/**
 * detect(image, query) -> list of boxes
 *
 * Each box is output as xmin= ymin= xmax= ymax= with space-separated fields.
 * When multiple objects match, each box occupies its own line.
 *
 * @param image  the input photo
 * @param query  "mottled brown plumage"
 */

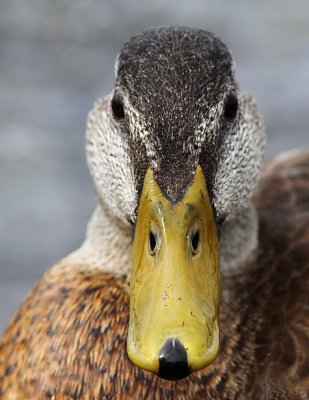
xmin=1 ymin=150 xmax=308 ymax=399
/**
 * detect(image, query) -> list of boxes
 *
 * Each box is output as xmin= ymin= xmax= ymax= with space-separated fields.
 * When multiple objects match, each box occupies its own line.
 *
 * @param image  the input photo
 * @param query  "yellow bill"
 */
xmin=127 ymin=165 xmax=220 ymax=380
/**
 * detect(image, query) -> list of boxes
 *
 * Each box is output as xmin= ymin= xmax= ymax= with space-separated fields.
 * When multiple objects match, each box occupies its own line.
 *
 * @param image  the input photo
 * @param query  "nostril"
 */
xmin=191 ymin=231 xmax=200 ymax=254
xmin=158 ymin=338 xmax=190 ymax=380
xmin=149 ymin=231 xmax=156 ymax=252
xmin=187 ymin=226 xmax=201 ymax=256
xmin=148 ymin=226 xmax=161 ymax=256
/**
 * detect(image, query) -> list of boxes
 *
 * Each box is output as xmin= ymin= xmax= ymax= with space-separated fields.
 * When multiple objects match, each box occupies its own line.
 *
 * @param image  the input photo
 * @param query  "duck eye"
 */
xmin=224 ymin=93 xmax=238 ymax=121
xmin=111 ymin=93 xmax=125 ymax=119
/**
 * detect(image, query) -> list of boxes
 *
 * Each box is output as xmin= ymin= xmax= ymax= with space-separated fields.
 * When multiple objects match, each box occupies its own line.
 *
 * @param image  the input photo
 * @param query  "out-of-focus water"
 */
xmin=0 ymin=0 xmax=308 ymax=333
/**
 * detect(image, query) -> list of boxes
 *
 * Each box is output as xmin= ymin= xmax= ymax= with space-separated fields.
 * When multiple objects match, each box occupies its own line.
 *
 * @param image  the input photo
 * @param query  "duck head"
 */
xmin=86 ymin=27 xmax=266 ymax=380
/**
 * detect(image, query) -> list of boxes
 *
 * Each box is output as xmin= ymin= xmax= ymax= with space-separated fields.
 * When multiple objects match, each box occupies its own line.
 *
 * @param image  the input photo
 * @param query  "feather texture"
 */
xmin=0 ymin=150 xmax=308 ymax=399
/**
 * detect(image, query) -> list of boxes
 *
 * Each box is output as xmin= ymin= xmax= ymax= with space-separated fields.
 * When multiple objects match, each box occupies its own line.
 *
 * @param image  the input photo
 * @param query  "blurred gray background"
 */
xmin=0 ymin=0 xmax=308 ymax=334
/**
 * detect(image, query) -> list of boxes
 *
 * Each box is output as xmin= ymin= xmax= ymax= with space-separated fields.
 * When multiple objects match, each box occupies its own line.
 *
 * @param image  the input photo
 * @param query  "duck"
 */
xmin=0 ymin=26 xmax=308 ymax=399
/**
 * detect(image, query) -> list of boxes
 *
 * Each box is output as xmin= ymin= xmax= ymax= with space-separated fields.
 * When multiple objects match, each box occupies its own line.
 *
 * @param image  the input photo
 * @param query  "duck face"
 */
xmin=86 ymin=27 xmax=265 ymax=380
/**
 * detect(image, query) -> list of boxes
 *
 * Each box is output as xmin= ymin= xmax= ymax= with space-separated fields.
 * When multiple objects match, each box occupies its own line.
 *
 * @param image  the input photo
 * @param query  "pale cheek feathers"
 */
xmin=213 ymin=93 xmax=266 ymax=217
xmin=86 ymin=96 xmax=137 ymax=224
xmin=86 ymin=92 xmax=265 ymax=224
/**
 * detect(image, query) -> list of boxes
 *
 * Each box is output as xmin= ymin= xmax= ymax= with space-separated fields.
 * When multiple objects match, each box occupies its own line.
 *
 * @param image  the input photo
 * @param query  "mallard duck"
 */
xmin=0 ymin=26 xmax=308 ymax=399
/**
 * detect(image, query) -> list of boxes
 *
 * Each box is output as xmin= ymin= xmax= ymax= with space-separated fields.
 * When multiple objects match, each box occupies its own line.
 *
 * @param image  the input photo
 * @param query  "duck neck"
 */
xmin=78 ymin=205 xmax=132 ymax=276
xmin=219 ymin=200 xmax=258 ymax=276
